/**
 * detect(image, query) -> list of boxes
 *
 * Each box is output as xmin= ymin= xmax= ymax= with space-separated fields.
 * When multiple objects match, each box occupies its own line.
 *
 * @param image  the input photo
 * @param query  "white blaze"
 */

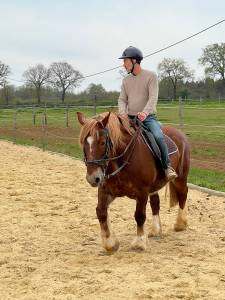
xmin=87 ymin=136 xmax=94 ymax=155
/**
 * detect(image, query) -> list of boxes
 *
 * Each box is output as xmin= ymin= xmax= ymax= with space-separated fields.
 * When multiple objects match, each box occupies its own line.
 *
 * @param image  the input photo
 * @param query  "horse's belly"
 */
xmin=112 ymin=181 xmax=151 ymax=199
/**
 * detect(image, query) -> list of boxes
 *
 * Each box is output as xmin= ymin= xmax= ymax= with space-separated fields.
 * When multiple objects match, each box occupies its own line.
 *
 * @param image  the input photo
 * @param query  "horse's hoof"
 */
xmin=103 ymin=237 xmax=119 ymax=252
xmin=131 ymin=235 xmax=147 ymax=251
xmin=174 ymin=222 xmax=187 ymax=232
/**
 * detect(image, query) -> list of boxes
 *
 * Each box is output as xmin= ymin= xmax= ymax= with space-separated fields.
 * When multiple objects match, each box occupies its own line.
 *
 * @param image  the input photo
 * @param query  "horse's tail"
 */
xmin=165 ymin=135 xmax=190 ymax=208
xmin=164 ymin=182 xmax=179 ymax=208
xmin=169 ymin=182 xmax=179 ymax=208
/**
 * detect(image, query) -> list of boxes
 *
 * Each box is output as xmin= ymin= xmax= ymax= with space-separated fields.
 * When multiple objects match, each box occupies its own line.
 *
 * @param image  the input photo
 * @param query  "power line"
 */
xmin=7 ymin=19 xmax=225 ymax=84
xmin=144 ymin=19 xmax=225 ymax=58
xmin=82 ymin=19 xmax=225 ymax=78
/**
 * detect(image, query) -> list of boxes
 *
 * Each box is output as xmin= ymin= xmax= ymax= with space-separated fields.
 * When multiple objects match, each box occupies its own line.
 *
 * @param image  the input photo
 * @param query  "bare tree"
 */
xmin=0 ymin=61 xmax=11 ymax=86
xmin=158 ymin=58 xmax=194 ymax=100
xmin=49 ymin=62 xmax=83 ymax=103
xmin=23 ymin=64 xmax=50 ymax=105
xmin=199 ymin=43 xmax=225 ymax=86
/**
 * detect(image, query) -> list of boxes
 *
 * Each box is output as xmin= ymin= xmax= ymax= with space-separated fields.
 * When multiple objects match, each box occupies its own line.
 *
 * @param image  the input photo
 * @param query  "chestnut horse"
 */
xmin=77 ymin=111 xmax=190 ymax=252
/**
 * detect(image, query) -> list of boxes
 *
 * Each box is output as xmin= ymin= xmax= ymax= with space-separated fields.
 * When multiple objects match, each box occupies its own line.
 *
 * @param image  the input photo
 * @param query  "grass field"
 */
xmin=0 ymin=102 xmax=225 ymax=191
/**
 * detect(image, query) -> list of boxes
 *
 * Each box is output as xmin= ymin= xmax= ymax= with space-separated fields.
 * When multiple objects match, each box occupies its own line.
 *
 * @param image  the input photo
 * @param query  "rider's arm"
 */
xmin=118 ymin=81 xmax=128 ymax=114
xmin=142 ymin=72 xmax=159 ymax=116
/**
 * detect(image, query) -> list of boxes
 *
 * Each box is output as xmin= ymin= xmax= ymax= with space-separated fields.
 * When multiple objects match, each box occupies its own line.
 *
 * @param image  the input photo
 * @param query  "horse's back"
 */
xmin=162 ymin=126 xmax=189 ymax=149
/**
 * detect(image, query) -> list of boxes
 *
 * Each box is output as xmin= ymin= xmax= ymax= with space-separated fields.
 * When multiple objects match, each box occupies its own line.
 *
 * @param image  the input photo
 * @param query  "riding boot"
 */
xmin=165 ymin=166 xmax=178 ymax=181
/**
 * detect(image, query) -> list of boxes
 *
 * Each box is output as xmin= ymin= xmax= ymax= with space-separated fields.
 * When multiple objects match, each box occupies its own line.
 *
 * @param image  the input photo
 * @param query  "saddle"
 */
xmin=141 ymin=125 xmax=178 ymax=166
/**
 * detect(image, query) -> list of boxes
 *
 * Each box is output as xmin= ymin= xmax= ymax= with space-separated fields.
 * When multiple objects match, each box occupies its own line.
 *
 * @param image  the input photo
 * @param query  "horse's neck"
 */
xmin=118 ymin=130 xmax=134 ymax=153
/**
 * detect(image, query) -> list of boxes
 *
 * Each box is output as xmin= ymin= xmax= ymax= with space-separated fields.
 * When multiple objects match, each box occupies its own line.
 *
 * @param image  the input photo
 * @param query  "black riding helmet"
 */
xmin=119 ymin=46 xmax=143 ymax=63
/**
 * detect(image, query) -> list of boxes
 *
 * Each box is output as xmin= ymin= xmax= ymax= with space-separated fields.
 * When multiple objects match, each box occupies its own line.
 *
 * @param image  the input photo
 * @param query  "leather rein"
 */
xmin=83 ymin=125 xmax=141 ymax=180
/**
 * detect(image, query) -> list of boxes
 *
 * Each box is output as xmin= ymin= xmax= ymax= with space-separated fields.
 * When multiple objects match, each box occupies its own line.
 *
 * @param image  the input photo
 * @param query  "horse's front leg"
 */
xmin=149 ymin=192 xmax=162 ymax=238
xmin=131 ymin=195 xmax=148 ymax=251
xmin=96 ymin=188 xmax=119 ymax=252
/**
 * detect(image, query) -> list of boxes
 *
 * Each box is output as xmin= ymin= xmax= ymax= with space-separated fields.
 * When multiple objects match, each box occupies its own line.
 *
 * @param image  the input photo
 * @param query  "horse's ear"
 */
xmin=100 ymin=112 xmax=111 ymax=128
xmin=76 ymin=112 xmax=86 ymax=126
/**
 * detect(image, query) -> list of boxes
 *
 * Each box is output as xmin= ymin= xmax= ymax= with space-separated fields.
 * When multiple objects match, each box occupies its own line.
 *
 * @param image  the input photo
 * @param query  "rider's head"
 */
xmin=119 ymin=46 xmax=143 ymax=74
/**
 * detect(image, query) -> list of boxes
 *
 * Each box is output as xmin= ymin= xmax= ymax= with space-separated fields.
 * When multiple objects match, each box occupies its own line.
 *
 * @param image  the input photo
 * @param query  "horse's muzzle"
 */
xmin=86 ymin=167 xmax=104 ymax=187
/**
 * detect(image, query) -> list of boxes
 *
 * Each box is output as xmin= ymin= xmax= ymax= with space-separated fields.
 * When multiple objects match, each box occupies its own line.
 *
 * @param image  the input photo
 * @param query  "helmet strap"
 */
xmin=127 ymin=59 xmax=137 ymax=75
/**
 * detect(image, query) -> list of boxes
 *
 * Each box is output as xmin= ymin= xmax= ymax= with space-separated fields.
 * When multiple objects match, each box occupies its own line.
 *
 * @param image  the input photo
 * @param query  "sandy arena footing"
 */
xmin=0 ymin=141 xmax=225 ymax=300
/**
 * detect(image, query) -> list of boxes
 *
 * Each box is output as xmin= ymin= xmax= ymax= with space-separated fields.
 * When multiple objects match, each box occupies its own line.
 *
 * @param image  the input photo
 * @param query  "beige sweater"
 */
xmin=118 ymin=69 xmax=159 ymax=116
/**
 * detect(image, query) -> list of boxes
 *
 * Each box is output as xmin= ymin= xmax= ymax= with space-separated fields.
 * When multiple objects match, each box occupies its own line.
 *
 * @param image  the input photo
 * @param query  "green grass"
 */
xmin=192 ymin=147 xmax=224 ymax=158
xmin=188 ymin=167 xmax=225 ymax=192
xmin=1 ymin=103 xmax=225 ymax=192
xmin=0 ymin=135 xmax=83 ymax=159
xmin=0 ymin=106 xmax=118 ymax=128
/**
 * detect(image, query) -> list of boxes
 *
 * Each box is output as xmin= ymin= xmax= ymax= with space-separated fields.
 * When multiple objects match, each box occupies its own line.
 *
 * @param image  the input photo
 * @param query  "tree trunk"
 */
xmin=61 ymin=88 xmax=66 ymax=103
xmin=169 ymin=77 xmax=177 ymax=100
xmin=173 ymin=85 xmax=177 ymax=100
xmin=3 ymin=85 xmax=9 ymax=106
xmin=36 ymin=86 xmax=41 ymax=105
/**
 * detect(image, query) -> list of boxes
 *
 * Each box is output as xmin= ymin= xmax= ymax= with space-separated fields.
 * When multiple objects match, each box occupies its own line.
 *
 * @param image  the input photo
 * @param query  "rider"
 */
xmin=118 ymin=46 xmax=177 ymax=181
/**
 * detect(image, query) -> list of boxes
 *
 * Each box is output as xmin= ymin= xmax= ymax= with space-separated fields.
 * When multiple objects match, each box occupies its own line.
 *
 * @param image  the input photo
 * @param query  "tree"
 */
xmin=23 ymin=64 xmax=50 ymax=104
xmin=86 ymin=83 xmax=106 ymax=112
xmin=158 ymin=58 xmax=194 ymax=100
xmin=0 ymin=61 xmax=11 ymax=86
xmin=49 ymin=62 xmax=83 ymax=103
xmin=199 ymin=43 xmax=225 ymax=86
xmin=1 ymin=84 xmax=15 ymax=106
xmin=86 ymin=83 xmax=106 ymax=98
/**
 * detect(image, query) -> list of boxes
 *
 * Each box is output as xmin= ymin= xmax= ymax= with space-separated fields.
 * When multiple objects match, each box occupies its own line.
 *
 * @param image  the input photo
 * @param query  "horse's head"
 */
xmin=77 ymin=112 xmax=112 ymax=187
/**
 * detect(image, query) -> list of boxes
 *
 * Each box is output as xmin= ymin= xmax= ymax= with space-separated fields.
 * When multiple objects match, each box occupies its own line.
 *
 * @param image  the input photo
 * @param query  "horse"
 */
xmin=77 ymin=111 xmax=190 ymax=252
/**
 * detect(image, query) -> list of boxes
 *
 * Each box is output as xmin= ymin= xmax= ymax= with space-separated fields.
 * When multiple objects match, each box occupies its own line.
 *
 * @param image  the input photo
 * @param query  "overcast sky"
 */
xmin=0 ymin=0 xmax=224 ymax=92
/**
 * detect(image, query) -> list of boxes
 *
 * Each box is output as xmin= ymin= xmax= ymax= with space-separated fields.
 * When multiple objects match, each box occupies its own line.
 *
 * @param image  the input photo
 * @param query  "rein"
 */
xmin=84 ymin=125 xmax=141 ymax=180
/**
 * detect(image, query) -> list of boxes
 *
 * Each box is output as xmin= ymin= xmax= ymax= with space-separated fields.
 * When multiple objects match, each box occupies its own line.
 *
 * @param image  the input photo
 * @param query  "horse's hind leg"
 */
xmin=131 ymin=194 xmax=148 ymax=250
xmin=149 ymin=192 xmax=162 ymax=238
xmin=170 ymin=180 xmax=188 ymax=231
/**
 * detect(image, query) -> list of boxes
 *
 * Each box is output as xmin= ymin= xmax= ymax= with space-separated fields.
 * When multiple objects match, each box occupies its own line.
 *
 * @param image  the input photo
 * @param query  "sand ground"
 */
xmin=0 ymin=141 xmax=225 ymax=300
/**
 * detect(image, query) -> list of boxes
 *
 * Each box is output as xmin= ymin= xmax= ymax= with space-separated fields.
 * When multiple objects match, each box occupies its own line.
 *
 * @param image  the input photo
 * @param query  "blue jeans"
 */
xmin=143 ymin=114 xmax=170 ymax=169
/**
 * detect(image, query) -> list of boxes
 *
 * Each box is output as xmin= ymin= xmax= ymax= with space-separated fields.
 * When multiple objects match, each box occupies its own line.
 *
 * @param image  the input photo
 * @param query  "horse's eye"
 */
xmin=99 ymin=141 xmax=106 ymax=146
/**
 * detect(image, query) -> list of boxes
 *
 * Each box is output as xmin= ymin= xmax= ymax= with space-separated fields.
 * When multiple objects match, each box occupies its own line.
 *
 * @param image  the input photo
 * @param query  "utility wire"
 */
xmin=78 ymin=19 xmax=225 ymax=79
xmin=144 ymin=19 xmax=225 ymax=58
xmin=7 ymin=19 xmax=225 ymax=84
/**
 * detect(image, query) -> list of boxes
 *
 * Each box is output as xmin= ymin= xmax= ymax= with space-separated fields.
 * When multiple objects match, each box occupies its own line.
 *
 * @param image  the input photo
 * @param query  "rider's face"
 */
xmin=123 ymin=58 xmax=135 ymax=72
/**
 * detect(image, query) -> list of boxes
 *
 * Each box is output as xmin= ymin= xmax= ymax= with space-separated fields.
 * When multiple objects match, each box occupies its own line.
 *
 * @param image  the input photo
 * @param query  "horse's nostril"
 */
xmin=95 ymin=177 xmax=100 ymax=183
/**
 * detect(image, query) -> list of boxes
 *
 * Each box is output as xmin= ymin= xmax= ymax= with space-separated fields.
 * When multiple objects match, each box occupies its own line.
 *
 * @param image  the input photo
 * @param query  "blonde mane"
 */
xmin=79 ymin=112 xmax=135 ymax=154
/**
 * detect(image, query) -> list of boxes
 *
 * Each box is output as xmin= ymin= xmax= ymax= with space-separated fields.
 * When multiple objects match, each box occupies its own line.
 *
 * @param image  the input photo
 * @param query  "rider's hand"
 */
xmin=137 ymin=112 xmax=147 ymax=122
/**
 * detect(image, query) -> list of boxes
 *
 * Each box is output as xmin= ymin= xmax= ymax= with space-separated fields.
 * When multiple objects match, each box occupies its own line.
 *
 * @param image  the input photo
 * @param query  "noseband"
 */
xmin=83 ymin=126 xmax=141 ymax=180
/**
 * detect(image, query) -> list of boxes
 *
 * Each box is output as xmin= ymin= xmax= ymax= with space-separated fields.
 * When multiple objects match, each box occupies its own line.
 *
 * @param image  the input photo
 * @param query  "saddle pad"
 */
xmin=164 ymin=134 xmax=178 ymax=156
xmin=141 ymin=129 xmax=178 ymax=161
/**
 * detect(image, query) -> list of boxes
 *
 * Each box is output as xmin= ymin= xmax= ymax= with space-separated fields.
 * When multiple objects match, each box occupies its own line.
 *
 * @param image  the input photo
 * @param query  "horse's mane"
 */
xmin=79 ymin=112 xmax=135 ymax=154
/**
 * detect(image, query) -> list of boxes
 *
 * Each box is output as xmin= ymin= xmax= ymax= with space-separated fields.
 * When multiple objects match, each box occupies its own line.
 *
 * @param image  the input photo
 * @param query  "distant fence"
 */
xmin=0 ymin=97 xmax=225 ymax=109
xmin=0 ymin=104 xmax=225 ymax=172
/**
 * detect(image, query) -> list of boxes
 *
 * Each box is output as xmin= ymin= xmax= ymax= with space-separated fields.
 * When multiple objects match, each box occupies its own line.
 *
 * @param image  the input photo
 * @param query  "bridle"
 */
xmin=83 ymin=127 xmax=112 ymax=167
xmin=83 ymin=125 xmax=141 ymax=180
